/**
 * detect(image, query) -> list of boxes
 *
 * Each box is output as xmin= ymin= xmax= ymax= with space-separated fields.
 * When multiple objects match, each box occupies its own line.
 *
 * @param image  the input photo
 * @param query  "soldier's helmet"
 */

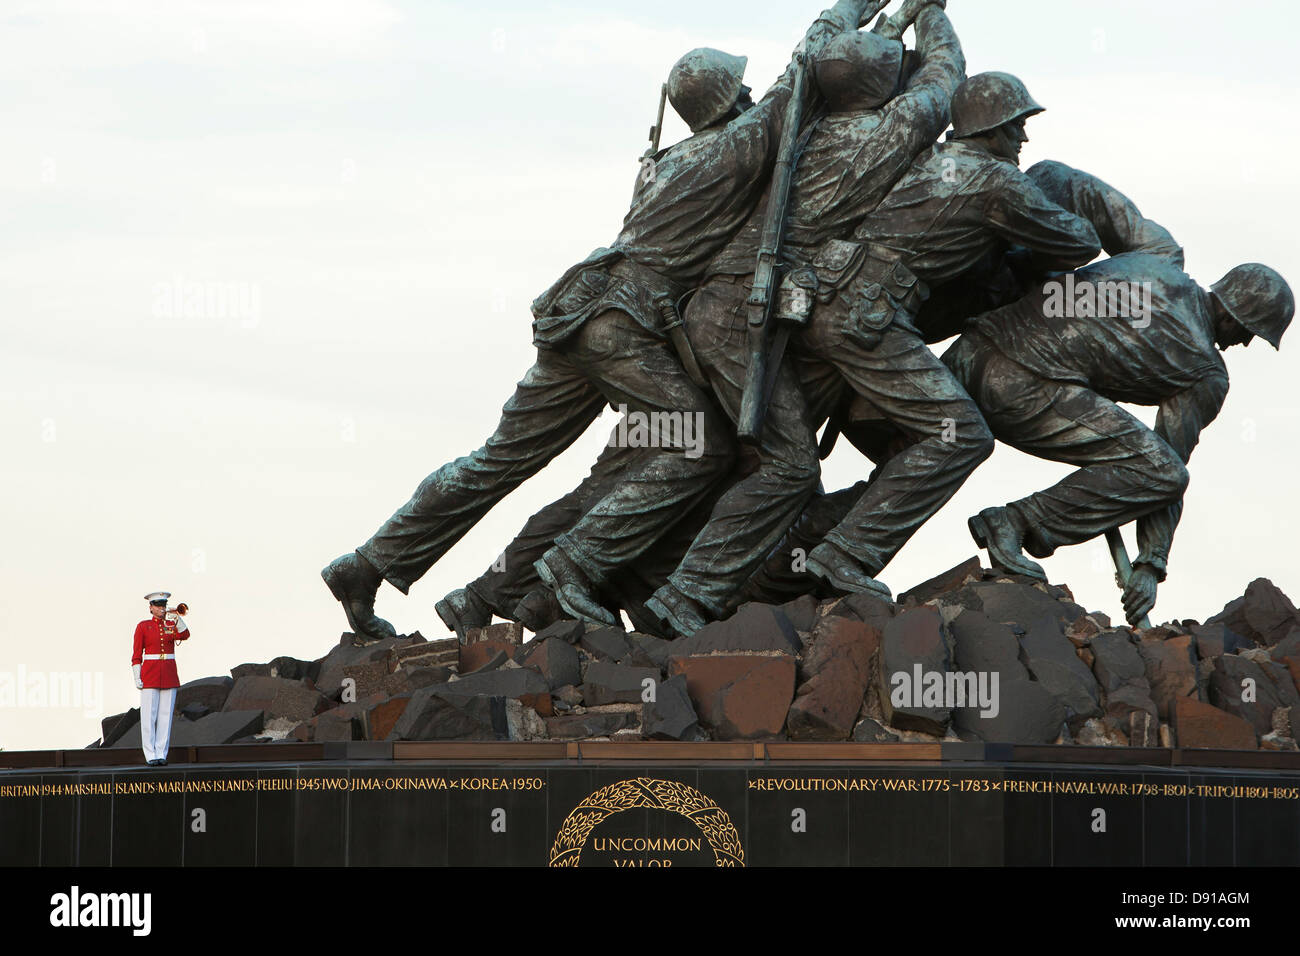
xmin=813 ymin=31 xmax=905 ymax=112
xmin=667 ymin=48 xmax=749 ymax=133
xmin=1211 ymin=264 xmax=1295 ymax=350
xmin=950 ymin=72 xmax=1045 ymax=139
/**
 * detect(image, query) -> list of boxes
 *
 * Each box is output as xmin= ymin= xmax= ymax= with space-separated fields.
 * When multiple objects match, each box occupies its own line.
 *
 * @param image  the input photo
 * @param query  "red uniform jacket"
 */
xmin=131 ymin=617 xmax=190 ymax=689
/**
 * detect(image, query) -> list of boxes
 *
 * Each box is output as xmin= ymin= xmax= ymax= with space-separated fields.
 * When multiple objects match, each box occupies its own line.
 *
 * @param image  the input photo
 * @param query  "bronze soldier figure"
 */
xmin=435 ymin=425 xmax=724 ymax=639
xmin=643 ymin=0 xmax=965 ymax=637
xmin=323 ymin=0 xmax=882 ymax=643
xmin=786 ymin=70 xmax=1102 ymax=600
xmin=944 ymin=213 xmax=1293 ymax=624
xmin=738 ymin=160 xmax=1187 ymax=607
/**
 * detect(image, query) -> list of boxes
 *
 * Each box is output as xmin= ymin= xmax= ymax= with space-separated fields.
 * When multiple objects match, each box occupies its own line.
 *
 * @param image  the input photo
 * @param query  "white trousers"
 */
xmin=140 ymin=687 xmax=177 ymax=762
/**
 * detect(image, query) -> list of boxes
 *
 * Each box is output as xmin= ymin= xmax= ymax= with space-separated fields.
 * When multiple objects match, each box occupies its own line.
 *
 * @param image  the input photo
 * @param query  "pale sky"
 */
xmin=2 ymin=0 xmax=1298 ymax=751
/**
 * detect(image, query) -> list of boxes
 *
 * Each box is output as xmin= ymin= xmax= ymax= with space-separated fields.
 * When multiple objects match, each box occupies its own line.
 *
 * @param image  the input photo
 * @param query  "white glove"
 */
xmin=175 ymin=616 xmax=188 ymax=634
xmin=133 ymin=664 xmax=143 ymax=690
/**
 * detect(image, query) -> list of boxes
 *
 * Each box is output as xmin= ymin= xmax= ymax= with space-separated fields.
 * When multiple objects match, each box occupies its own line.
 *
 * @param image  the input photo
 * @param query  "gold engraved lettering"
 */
xmin=550 ymin=777 xmax=743 ymax=868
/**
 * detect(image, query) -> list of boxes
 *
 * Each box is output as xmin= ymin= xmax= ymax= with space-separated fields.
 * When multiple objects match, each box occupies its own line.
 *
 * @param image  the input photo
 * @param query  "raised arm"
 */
xmin=1026 ymin=160 xmax=1184 ymax=266
xmin=725 ymin=1 xmax=891 ymax=186
xmin=986 ymin=170 xmax=1103 ymax=273
xmin=756 ymin=0 xmax=889 ymax=115
xmin=902 ymin=4 xmax=964 ymax=101
xmin=877 ymin=0 xmax=944 ymax=41
xmin=871 ymin=4 xmax=964 ymax=165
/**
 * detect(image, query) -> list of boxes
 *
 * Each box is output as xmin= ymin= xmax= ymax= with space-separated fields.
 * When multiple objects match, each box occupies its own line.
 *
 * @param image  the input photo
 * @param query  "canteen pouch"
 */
xmin=810 ymin=239 xmax=868 ymax=303
xmin=846 ymin=250 xmax=930 ymax=348
xmin=531 ymin=247 xmax=623 ymax=348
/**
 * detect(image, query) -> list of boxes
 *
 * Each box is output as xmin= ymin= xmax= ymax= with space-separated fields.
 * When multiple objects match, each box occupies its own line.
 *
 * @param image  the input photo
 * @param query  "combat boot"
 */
xmin=645 ymin=584 xmax=711 ymax=639
xmin=805 ymin=541 xmax=892 ymax=600
xmin=512 ymin=587 xmax=565 ymax=634
xmin=435 ymin=587 xmax=492 ymax=642
xmin=623 ymin=597 xmax=674 ymax=640
xmin=321 ymin=552 xmax=398 ymax=646
xmin=967 ymin=506 xmax=1046 ymax=581
xmin=534 ymin=548 xmax=619 ymax=628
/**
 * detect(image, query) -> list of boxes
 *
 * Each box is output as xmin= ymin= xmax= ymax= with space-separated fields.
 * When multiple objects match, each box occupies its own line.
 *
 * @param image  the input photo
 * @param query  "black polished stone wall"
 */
xmin=2 ymin=763 xmax=1296 ymax=867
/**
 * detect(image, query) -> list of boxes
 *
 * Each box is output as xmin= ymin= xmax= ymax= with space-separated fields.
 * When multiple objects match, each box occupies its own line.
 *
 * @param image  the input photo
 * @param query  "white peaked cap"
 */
xmin=144 ymin=591 xmax=171 ymax=603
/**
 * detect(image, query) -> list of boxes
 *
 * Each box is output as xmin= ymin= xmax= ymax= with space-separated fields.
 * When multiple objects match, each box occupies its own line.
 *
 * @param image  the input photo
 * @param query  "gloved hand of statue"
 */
xmin=878 ymin=0 xmax=945 ymax=40
xmin=855 ymin=0 xmax=890 ymax=30
xmin=1122 ymin=565 xmax=1159 ymax=627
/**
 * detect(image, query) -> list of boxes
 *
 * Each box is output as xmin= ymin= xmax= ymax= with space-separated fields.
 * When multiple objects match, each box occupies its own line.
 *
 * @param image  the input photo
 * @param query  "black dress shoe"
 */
xmin=321 ymin=552 xmax=398 ymax=645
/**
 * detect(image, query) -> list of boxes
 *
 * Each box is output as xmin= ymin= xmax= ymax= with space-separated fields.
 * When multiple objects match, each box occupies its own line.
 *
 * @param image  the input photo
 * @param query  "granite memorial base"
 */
xmin=3 ymin=743 xmax=1298 ymax=867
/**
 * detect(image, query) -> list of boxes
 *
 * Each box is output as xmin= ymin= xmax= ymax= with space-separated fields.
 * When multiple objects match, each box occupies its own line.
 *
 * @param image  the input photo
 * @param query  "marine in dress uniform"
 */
xmin=132 ymin=591 xmax=189 ymax=766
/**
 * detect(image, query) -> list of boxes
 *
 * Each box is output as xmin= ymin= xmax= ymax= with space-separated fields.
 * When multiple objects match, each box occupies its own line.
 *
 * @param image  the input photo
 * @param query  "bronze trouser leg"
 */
xmin=735 ymin=481 xmax=869 ymax=607
xmin=801 ymin=304 xmax=995 ymax=576
xmin=735 ymin=405 xmax=936 ymax=606
xmin=465 ymin=439 xmax=635 ymax=618
xmin=736 ymin=342 xmax=935 ymax=606
xmin=548 ymin=310 xmax=736 ymax=586
xmin=943 ymin=336 xmax=1189 ymax=558
xmin=359 ymin=308 xmax=733 ymax=593
xmin=660 ymin=276 xmax=823 ymax=617
xmin=357 ymin=343 xmax=605 ymax=594
xmin=606 ymin=485 xmax=731 ymax=631
xmin=469 ymin=442 xmax=746 ymax=628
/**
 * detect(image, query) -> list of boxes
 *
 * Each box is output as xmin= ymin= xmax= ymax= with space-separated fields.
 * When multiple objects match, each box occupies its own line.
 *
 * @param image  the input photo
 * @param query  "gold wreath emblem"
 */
xmin=549 ymin=776 xmax=744 ymax=867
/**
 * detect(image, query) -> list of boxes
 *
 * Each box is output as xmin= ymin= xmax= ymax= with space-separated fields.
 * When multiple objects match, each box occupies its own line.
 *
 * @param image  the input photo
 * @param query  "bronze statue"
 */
xmin=738 ymin=161 xmax=1197 ymax=609
xmin=320 ymin=1 xmax=1294 ymax=647
xmin=324 ymin=0 xmax=885 ymax=643
xmin=943 ymin=171 xmax=1294 ymax=623
xmin=641 ymin=0 xmax=967 ymax=637
xmin=772 ymin=71 xmax=1100 ymax=603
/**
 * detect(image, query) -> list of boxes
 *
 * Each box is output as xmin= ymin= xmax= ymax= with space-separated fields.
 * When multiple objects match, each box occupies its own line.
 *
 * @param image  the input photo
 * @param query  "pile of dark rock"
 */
xmin=94 ymin=560 xmax=1300 ymax=751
